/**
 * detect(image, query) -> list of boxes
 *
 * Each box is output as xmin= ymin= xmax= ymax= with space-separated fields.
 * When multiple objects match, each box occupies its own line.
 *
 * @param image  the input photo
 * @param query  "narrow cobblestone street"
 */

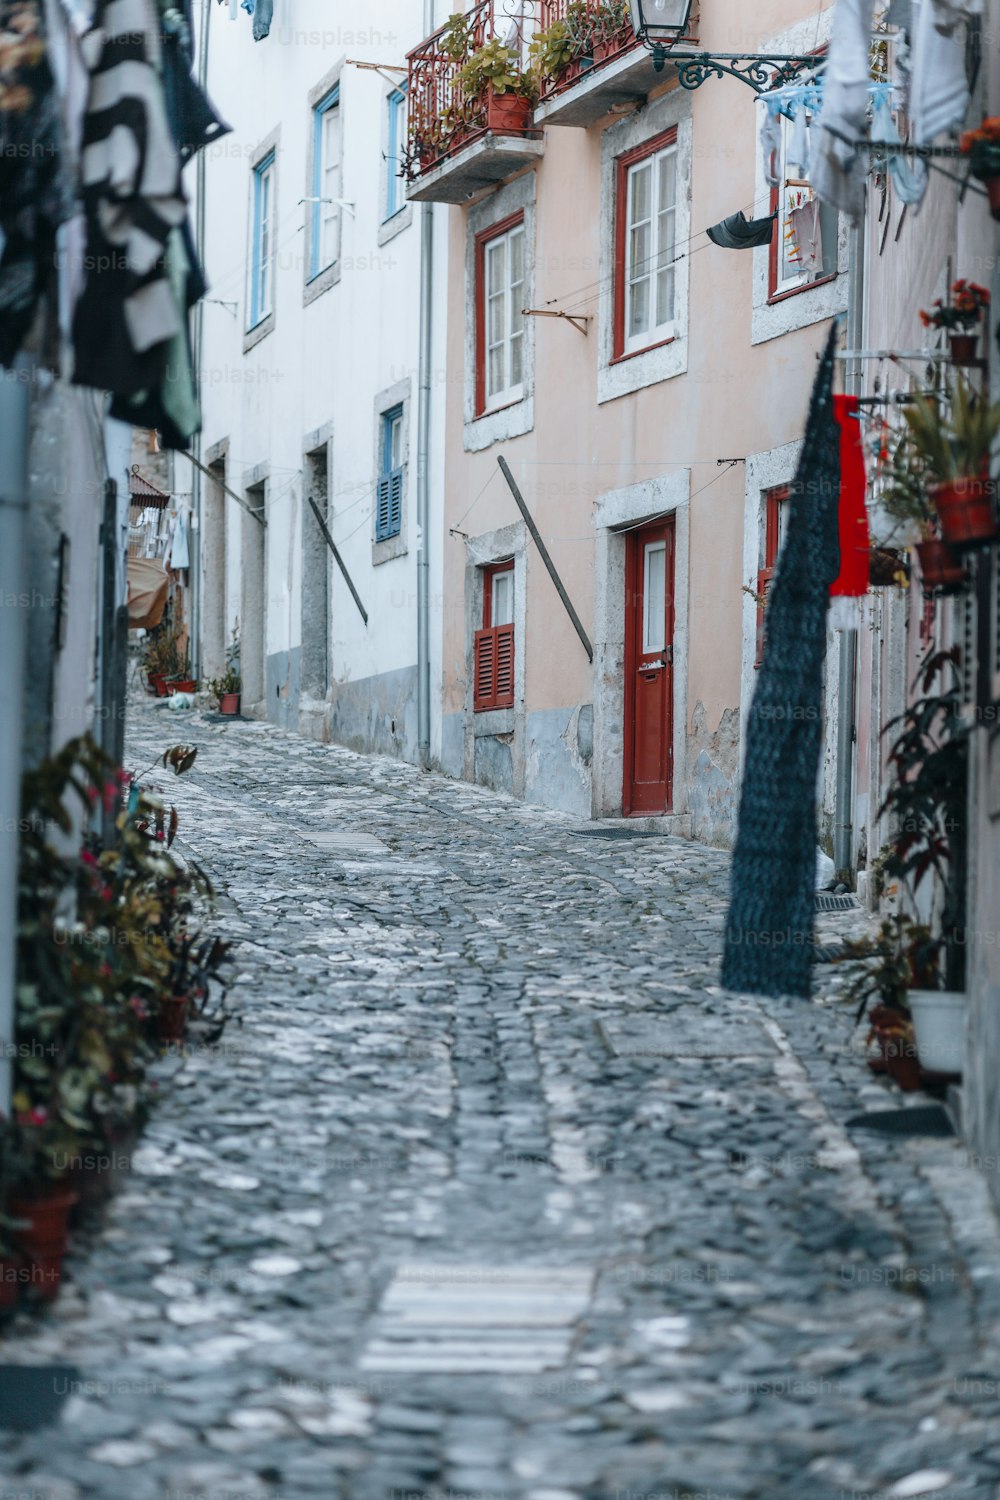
xmin=3 ymin=702 xmax=1000 ymax=1500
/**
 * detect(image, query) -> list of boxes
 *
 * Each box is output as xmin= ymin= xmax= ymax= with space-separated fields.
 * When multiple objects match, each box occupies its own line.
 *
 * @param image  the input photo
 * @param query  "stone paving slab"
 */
xmin=1 ymin=698 xmax=1000 ymax=1500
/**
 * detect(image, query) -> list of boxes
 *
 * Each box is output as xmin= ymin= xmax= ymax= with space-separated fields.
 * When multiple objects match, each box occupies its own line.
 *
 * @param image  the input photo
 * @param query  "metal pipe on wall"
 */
xmin=0 ymin=362 xmax=32 ymax=1116
xmin=416 ymin=0 xmax=435 ymax=767
xmin=189 ymin=0 xmax=213 ymax=681
xmin=834 ymin=216 xmax=866 ymax=878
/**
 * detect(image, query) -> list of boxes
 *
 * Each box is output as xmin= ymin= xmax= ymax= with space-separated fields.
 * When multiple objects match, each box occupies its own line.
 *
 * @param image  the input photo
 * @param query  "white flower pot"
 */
xmin=907 ymin=990 xmax=966 ymax=1075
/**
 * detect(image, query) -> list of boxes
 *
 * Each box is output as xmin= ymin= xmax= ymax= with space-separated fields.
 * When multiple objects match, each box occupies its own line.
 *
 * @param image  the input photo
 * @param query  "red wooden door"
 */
xmin=624 ymin=520 xmax=675 ymax=816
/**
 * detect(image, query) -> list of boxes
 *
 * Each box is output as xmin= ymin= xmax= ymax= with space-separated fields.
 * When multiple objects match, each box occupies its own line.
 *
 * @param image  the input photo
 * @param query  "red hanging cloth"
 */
xmin=830 ymin=394 xmax=870 ymax=596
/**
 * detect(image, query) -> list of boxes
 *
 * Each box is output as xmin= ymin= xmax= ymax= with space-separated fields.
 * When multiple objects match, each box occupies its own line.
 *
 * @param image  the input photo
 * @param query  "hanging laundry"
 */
xmin=830 ymin=395 xmax=871 ymax=597
xmin=786 ymin=199 xmax=824 ymax=275
xmin=809 ymin=0 xmax=876 ymax=218
xmin=869 ymin=85 xmax=928 ymax=204
xmin=930 ymin=0 xmax=982 ymax=33
xmin=760 ymin=97 xmax=784 ymax=188
xmin=788 ymin=98 xmax=812 ymax=176
xmin=240 ymin=0 xmax=272 ymax=41
xmin=72 ymin=0 xmax=187 ymax=397
xmin=706 ymin=210 xmax=776 ymax=250
xmin=909 ymin=0 xmax=970 ymax=147
xmin=169 ymin=507 xmax=190 ymax=571
xmin=157 ymin=0 xmax=231 ymax=161
xmin=721 ymin=328 xmax=843 ymax=999
xmin=0 ymin=0 xmax=73 ymax=368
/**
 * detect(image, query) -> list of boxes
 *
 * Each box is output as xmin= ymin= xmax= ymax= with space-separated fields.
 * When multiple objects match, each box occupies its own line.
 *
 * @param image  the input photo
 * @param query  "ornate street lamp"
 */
xmin=628 ymin=0 xmax=817 ymax=93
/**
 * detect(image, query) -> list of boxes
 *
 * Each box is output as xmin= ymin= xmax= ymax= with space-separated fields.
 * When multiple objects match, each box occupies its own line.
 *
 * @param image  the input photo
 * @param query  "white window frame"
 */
xmin=250 ymin=152 xmax=275 ymax=329
xmin=310 ymin=89 xmax=341 ymax=281
xmin=483 ymin=221 xmax=526 ymax=414
xmin=623 ymin=142 xmax=678 ymax=357
xmin=384 ymin=87 xmax=407 ymax=222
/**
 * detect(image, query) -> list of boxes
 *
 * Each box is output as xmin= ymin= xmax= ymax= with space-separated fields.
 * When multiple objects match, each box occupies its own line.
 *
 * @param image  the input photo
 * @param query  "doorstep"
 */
xmin=577 ymin=814 xmax=693 ymax=838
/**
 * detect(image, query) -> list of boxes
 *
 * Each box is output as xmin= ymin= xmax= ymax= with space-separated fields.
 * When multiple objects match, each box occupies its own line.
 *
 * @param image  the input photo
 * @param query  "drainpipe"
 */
xmin=189 ymin=0 xmax=212 ymax=681
xmin=415 ymin=0 xmax=435 ymax=768
xmin=0 ymin=362 xmax=32 ymax=1118
xmin=834 ymin=214 xmax=865 ymax=880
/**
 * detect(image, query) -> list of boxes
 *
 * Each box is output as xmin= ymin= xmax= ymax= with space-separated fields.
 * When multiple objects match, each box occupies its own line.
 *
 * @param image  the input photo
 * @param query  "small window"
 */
xmin=614 ymin=130 xmax=678 ymax=360
xmin=384 ymin=87 xmax=407 ymax=221
xmin=249 ymin=151 xmax=276 ymax=328
xmin=475 ymin=560 xmax=515 ymax=711
xmin=769 ymin=110 xmax=838 ymax=300
xmin=475 ymin=214 xmax=526 ymax=416
xmin=755 ymin=486 xmax=789 ymax=668
xmin=310 ymin=89 xmax=341 ymax=281
xmin=376 ymin=405 xmax=404 ymax=543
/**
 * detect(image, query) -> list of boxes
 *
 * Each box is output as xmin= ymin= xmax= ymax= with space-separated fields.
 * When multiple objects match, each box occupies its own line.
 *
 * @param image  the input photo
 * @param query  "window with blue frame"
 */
xmin=310 ymin=87 xmax=341 ymax=281
xmin=376 ymin=406 xmax=404 ymax=542
xmin=249 ymin=151 xmax=275 ymax=328
xmin=384 ymin=87 xmax=407 ymax=222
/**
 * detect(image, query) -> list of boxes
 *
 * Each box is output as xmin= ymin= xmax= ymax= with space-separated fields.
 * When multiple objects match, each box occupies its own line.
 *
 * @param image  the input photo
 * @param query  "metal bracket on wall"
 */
xmin=185 ymin=451 xmax=266 ymax=528
xmin=307 ymin=496 xmax=369 ymax=628
xmin=522 ymin=308 xmax=590 ymax=336
xmin=497 ymin=456 xmax=593 ymax=664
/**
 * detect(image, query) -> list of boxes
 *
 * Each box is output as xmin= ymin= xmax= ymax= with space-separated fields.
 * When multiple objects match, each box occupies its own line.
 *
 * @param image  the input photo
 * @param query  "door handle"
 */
xmin=640 ymin=664 xmax=664 ymax=676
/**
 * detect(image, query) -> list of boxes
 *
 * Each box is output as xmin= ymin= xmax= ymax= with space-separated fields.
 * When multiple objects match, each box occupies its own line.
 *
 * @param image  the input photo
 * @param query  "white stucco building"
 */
xmin=192 ymin=0 xmax=449 ymax=764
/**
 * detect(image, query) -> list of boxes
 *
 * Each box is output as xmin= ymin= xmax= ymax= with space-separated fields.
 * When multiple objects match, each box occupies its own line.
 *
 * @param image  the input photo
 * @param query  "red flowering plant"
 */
xmin=919 ymin=280 xmax=990 ymax=333
xmin=960 ymin=117 xmax=1000 ymax=179
xmin=2 ymin=737 xmax=214 ymax=1197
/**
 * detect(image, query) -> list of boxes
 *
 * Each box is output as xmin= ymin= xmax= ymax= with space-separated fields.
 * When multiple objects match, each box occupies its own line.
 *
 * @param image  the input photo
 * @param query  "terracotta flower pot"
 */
xmin=152 ymin=675 xmax=168 ymax=698
xmin=949 ymin=332 xmax=979 ymax=365
xmin=171 ymin=680 xmax=197 ymax=695
xmin=929 ymin=476 xmax=998 ymax=549
xmin=915 ymin=538 xmax=967 ymax=594
xmin=219 ymin=692 xmax=241 ymax=716
xmin=8 ymin=1186 xmax=78 ymax=1302
xmin=885 ymin=1045 xmax=923 ymax=1092
xmin=485 ymin=88 xmax=533 ymax=135
xmin=158 ymin=994 xmax=190 ymax=1044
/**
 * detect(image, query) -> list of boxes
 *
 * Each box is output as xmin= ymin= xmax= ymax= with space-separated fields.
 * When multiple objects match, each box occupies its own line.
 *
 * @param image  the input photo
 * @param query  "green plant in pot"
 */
xmin=904 ymin=375 xmax=1000 ymax=548
xmin=839 ymin=914 xmax=935 ymax=1091
xmin=529 ymin=18 xmax=575 ymax=80
xmin=879 ymin=427 xmax=965 ymax=593
xmin=209 ymin=625 xmax=242 ymax=715
xmin=960 ymin=117 xmax=1000 ymax=219
xmin=878 ymin=647 xmax=970 ymax=1075
xmin=458 ymin=37 xmax=535 ymax=133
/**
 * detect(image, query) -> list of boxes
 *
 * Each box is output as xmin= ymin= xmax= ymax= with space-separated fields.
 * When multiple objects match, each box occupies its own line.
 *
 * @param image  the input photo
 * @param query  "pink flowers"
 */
xmin=81 ymin=850 xmax=98 ymax=869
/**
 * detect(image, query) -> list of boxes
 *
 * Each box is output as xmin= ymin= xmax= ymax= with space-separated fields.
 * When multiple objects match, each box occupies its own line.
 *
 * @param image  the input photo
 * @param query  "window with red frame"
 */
xmin=474 ymin=212 xmax=526 ymax=417
xmin=474 ymin=560 xmax=515 ymax=711
xmin=768 ymin=106 xmax=838 ymax=301
xmin=755 ymin=486 xmax=789 ymax=668
xmin=613 ymin=127 xmax=678 ymax=361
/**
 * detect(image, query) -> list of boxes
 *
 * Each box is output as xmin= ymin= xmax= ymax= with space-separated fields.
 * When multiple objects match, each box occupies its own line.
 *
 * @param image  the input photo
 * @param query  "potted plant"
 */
xmin=592 ymin=0 xmax=631 ymax=62
xmin=529 ymin=18 xmax=576 ymax=82
xmin=904 ymin=375 xmax=1000 ymax=548
xmin=960 ymin=116 xmax=1000 ymax=219
xmin=458 ymin=38 xmax=536 ymax=134
xmin=209 ymin=626 xmax=242 ymax=715
xmin=878 ymin=428 xmax=967 ymax=593
xmin=878 ymin=648 xmax=968 ymax=1075
xmin=919 ymin=280 xmax=990 ymax=365
xmin=840 ymin=916 xmax=928 ymax=1091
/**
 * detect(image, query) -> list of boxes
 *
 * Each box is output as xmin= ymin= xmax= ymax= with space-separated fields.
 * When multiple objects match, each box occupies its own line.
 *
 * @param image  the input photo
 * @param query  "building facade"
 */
xmin=194 ymin=0 xmax=450 ymax=765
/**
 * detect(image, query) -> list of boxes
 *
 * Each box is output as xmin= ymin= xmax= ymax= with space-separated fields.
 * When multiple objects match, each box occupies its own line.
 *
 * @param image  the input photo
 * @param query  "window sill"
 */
xmin=473 ymin=706 xmax=515 ymax=734
xmin=378 ymin=203 xmax=413 ymax=246
xmin=464 ymin=392 xmax=534 ymax=454
xmin=767 ymin=270 xmax=837 ymax=307
xmin=372 ymin=531 xmax=407 ymax=566
xmin=611 ymin=333 xmax=676 ymax=367
xmin=304 ymin=259 xmax=342 ymax=307
xmin=243 ymin=312 xmax=275 ymax=353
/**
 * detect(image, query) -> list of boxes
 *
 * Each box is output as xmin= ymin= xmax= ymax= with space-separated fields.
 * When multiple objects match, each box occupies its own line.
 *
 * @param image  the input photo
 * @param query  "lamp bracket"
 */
xmin=650 ymin=46 xmax=818 ymax=92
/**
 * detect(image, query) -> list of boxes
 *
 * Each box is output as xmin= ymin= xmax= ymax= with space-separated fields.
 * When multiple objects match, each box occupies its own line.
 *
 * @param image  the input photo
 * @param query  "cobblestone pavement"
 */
xmin=4 ymin=701 xmax=1000 ymax=1500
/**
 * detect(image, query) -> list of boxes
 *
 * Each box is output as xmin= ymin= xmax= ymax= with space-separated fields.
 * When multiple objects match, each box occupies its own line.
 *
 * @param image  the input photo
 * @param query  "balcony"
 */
xmin=532 ymin=0 xmax=698 ymax=128
xmin=405 ymin=1 xmax=544 ymax=206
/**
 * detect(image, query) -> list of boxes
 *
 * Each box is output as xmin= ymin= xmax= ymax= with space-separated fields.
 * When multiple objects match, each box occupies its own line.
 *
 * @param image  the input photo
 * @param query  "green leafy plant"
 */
xmin=879 ymin=427 xmax=937 ymax=541
xmin=209 ymin=625 xmax=242 ymax=702
xmin=439 ymin=10 xmax=473 ymax=61
xmin=458 ymin=37 xmax=535 ymax=99
xmin=529 ymin=18 xmax=575 ymax=78
xmin=839 ymin=913 xmax=939 ymax=1022
xmin=904 ymin=375 xmax=1000 ymax=483
xmin=143 ymin=626 xmax=183 ymax=681
xmin=919 ymin=279 xmax=990 ymax=333
xmin=878 ymin=647 xmax=967 ymax=991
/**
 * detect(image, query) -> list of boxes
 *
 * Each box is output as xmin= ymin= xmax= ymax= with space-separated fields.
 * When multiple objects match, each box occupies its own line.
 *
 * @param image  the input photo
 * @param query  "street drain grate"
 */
xmin=0 ymin=1366 xmax=79 ymax=1431
xmin=815 ymin=892 xmax=860 ymax=912
xmin=572 ymin=828 xmax=665 ymax=839
xmin=360 ymin=1264 xmax=593 ymax=1374
xmin=845 ymin=1106 xmax=955 ymax=1137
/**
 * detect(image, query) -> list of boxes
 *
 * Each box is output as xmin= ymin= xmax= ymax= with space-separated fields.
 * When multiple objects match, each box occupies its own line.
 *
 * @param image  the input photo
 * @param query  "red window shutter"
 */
xmin=494 ymin=624 xmax=514 ymax=708
xmin=474 ymin=628 xmax=496 ymax=711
